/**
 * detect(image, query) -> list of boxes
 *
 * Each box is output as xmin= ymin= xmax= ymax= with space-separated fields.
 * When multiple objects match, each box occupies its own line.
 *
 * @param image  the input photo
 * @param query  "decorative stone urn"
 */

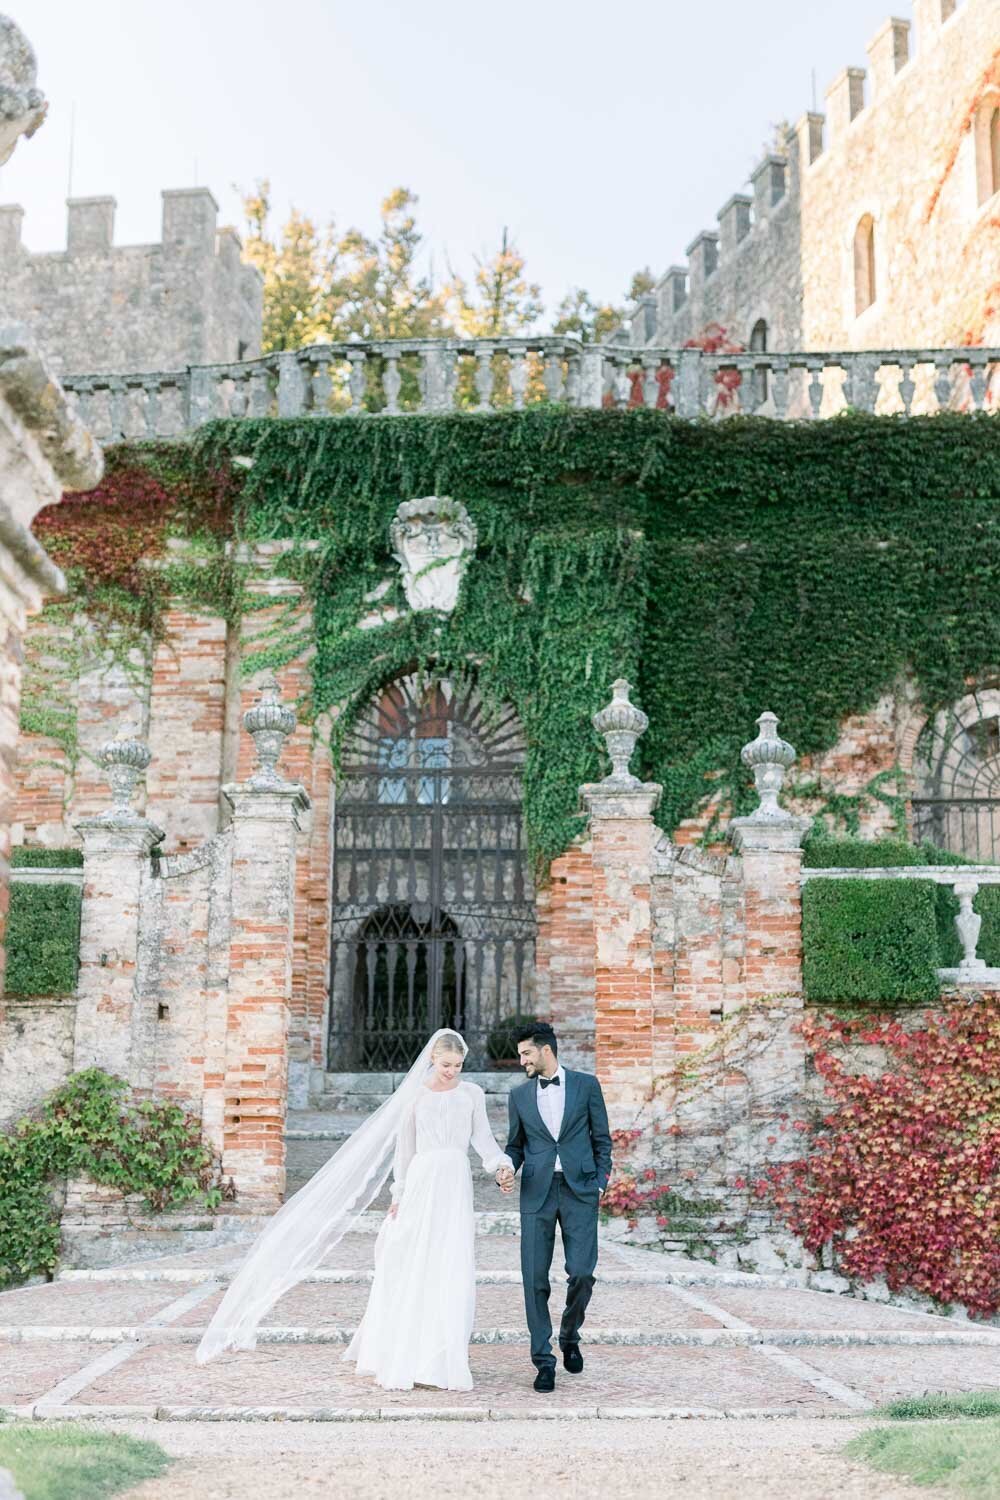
xmin=98 ymin=737 xmax=151 ymax=820
xmin=592 ymin=678 xmax=649 ymax=786
xmin=244 ymin=677 xmax=297 ymax=789
xmin=740 ymin=710 xmax=796 ymax=820
xmin=389 ymin=497 xmax=477 ymax=613
xmin=0 ymin=14 xmax=48 ymax=166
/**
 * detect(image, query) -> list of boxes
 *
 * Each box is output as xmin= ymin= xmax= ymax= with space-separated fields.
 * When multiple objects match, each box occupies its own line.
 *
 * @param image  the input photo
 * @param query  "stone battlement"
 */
xmin=0 ymin=187 xmax=263 ymax=377
xmin=638 ymin=0 xmax=999 ymax=354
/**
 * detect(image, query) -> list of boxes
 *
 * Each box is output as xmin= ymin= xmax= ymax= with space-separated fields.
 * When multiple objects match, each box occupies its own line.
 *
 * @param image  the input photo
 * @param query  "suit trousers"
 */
xmin=520 ymin=1173 xmax=598 ymax=1371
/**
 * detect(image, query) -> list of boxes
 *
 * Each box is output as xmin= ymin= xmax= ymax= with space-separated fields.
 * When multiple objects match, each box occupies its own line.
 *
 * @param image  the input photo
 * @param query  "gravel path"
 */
xmin=92 ymin=1415 xmax=920 ymax=1499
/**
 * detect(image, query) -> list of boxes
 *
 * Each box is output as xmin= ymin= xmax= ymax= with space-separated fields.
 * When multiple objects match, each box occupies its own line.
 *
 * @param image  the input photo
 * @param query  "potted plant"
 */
xmin=487 ymin=1013 xmax=540 ymax=1069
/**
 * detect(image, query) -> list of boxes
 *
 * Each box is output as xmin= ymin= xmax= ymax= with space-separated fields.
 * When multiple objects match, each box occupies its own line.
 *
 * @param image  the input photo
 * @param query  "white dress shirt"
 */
xmin=536 ymin=1064 xmax=566 ymax=1172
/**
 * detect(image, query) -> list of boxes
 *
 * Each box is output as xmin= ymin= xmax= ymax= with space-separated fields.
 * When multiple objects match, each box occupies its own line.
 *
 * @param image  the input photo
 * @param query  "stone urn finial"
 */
xmin=244 ymin=676 xmax=296 ymax=790
xmin=0 ymin=15 xmax=49 ymax=166
xmin=740 ymin=710 xmax=796 ymax=820
xmin=592 ymin=678 xmax=648 ymax=785
xmin=98 ymin=736 xmax=151 ymax=820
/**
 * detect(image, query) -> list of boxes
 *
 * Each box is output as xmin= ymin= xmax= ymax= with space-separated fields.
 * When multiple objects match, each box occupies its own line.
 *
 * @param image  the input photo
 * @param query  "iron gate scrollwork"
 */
xmin=912 ymin=692 xmax=1000 ymax=863
xmin=327 ymin=675 xmax=536 ymax=1071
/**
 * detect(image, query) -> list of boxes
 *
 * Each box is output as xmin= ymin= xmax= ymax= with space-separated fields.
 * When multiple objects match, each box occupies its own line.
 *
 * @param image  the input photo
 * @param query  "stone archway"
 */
xmin=326 ymin=672 xmax=536 ymax=1071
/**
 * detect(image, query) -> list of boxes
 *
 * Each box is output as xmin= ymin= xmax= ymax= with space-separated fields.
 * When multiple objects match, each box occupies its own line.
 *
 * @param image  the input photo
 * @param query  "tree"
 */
xmin=241 ymin=180 xmax=327 ymax=352
xmin=326 ymin=188 xmax=448 ymax=341
xmin=445 ymin=227 xmax=544 ymax=337
xmin=552 ymin=288 xmax=623 ymax=343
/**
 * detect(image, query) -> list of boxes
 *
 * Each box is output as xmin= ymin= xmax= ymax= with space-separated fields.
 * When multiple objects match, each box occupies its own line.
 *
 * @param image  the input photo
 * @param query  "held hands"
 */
xmin=387 ymin=1203 xmax=399 ymax=1219
xmin=495 ymin=1166 xmax=516 ymax=1195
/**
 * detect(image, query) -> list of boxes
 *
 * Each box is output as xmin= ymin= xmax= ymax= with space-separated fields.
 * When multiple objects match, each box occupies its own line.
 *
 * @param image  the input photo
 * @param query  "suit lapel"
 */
xmin=557 ymin=1069 xmax=578 ymax=1142
xmin=520 ymin=1078 xmax=552 ymax=1141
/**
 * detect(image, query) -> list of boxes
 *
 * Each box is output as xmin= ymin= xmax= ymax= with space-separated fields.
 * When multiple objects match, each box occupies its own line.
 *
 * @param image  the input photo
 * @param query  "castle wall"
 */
xmin=651 ymin=0 xmax=1000 ymax=352
xmin=0 ymin=190 xmax=263 ymax=377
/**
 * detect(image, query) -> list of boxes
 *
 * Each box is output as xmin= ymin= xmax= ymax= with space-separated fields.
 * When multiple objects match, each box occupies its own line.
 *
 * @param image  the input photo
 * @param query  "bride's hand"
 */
xmin=387 ymin=1203 xmax=399 ymax=1219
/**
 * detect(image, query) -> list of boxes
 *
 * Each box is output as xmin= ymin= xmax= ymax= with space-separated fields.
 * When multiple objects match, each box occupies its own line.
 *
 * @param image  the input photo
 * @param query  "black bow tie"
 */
xmin=539 ymin=1076 xmax=560 ymax=1089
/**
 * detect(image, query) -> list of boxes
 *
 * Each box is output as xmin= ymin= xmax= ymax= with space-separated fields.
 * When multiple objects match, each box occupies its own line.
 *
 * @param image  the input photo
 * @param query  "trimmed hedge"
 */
xmin=10 ymin=847 xmax=83 ymax=869
xmin=801 ymin=837 xmax=970 ymax=869
xmin=803 ymin=878 xmax=941 ymax=1006
xmin=4 ymin=882 xmax=82 ymax=997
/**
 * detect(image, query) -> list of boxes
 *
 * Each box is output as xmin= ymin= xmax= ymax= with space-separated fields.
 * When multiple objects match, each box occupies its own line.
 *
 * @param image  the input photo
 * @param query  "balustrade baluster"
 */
xmin=509 ymin=349 xmax=528 ymax=410
xmin=564 ymin=351 xmax=581 ymax=407
xmin=228 ymin=375 xmax=247 ymax=419
xmin=806 ymin=360 xmax=824 ymax=418
xmin=771 ymin=360 xmax=789 ymax=419
xmin=968 ymin=357 xmax=988 ymax=411
xmin=474 ymin=347 xmax=495 ymax=411
xmin=248 ymin=366 xmax=271 ymax=418
xmin=310 ymin=357 xmax=333 ymax=415
xmin=739 ymin=358 xmax=757 ymax=416
xmin=612 ymin=359 xmax=630 ymax=409
xmin=383 ymin=354 xmax=402 ymax=414
xmin=933 ymin=358 xmax=953 ymax=412
xmin=544 ymin=351 xmax=565 ymax=404
xmin=440 ymin=347 xmax=459 ymax=410
xmin=898 ymin=361 xmax=916 ymax=416
xmin=108 ymin=380 xmax=126 ymax=442
xmin=142 ymin=379 xmax=160 ymax=438
xmin=641 ymin=356 xmax=659 ymax=410
xmin=346 ymin=349 xmax=367 ymax=414
xmin=276 ymin=352 xmax=307 ymax=418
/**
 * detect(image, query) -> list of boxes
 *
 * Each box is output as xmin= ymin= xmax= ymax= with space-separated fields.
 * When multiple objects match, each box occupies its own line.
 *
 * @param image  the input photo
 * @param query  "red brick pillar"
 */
xmin=580 ymin=780 xmax=660 ymax=1114
xmin=219 ymin=681 xmax=310 ymax=1212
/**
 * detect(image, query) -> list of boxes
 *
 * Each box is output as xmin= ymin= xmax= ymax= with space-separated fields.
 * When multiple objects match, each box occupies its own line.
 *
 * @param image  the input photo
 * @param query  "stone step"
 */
xmin=321 ymin=1071 xmax=522 ymax=1095
xmin=286 ymin=1105 xmax=509 ymax=1141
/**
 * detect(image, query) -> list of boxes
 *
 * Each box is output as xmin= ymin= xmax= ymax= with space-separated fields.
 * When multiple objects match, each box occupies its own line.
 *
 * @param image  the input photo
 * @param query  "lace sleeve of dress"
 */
xmin=390 ymin=1098 xmax=418 ymax=1204
xmin=470 ymin=1085 xmax=512 ymax=1177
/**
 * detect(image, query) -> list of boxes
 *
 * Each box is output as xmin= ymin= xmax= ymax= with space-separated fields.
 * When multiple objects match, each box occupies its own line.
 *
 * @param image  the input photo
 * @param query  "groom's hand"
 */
xmin=495 ymin=1167 xmax=515 ymax=1195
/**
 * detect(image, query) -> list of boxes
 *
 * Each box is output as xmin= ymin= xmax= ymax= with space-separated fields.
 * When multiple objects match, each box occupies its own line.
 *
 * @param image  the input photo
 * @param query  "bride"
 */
xmin=196 ymin=1028 xmax=513 ymax=1391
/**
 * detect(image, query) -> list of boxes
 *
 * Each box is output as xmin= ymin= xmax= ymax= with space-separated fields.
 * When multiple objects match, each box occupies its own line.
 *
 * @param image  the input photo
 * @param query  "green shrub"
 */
xmin=801 ymin=836 xmax=971 ymax=869
xmin=4 ymin=881 xmax=82 ymax=996
xmin=0 ymin=1069 xmax=221 ymax=1287
xmin=802 ymin=878 xmax=941 ymax=1005
xmin=10 ymin=847 xmax=83 ymax=869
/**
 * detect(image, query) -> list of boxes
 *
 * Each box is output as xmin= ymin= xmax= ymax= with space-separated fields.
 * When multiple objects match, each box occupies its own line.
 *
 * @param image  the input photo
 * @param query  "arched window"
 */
xmin=973 ymin=102 xmax=1000 ymax=206
xmin=913 ymin=692 xmax=1000 ymax=861
xmin=329 ymin=674 xmax=535 ymax=1071
xmin=749 ymin=318 xmax=768 ymax=405
xmin=853 ymin=215 xmax=876 ymax=317
xmin=991 ymin=107 xmax=1000 ymax=197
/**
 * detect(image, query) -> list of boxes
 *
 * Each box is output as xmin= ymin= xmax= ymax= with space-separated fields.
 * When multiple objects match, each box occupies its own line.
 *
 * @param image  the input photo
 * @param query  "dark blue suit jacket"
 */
xmin=504 ymin=1069 xmax=613 ymax=1213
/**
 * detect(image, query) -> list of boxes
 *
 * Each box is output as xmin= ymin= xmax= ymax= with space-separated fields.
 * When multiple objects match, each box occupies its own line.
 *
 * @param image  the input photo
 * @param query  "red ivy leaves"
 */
xmin=35 ymin=462 xmax=175 ymax=594
xmin=761 ymin=999 xmax=1000 ymax=1318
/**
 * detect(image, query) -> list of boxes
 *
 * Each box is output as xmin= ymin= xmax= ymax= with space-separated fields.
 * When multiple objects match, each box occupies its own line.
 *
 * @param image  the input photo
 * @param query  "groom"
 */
xmin=496 ymin=1023 xmax=613 ymax=1391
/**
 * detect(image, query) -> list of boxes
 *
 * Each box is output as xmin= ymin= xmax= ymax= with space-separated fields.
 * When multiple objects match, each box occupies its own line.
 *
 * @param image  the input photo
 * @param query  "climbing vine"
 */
xmin=23 ymin=406 xmax=1000 ymax=867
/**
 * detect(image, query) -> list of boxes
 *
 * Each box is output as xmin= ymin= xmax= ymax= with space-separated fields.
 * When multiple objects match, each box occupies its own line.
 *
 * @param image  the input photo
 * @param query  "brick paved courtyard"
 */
xmin=2 ymin=1222 xmax=998 ymax=1424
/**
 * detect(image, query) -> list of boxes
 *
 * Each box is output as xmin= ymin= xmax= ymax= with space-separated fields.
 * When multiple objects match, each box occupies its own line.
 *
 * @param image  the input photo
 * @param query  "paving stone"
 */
xmin=72 ymin=1342 xmax=836 ymax=1414
xmin=702 ymin=1287 xmax=961 ymax=1333
xmin=792 ymin=1344 xmax=1000 ymax=1403
xmin=0 ymin=1339 xmax=117 ymax=1406
xmin=0 ymin=1281 xmax=186 ymax=1327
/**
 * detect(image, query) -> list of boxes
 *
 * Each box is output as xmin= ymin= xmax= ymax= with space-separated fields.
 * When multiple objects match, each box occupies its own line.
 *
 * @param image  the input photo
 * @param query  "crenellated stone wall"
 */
xmin=644 ymin=0 xmax=1000 ymax=353
xmin=0 ymin=189 xmax=263 ymax=378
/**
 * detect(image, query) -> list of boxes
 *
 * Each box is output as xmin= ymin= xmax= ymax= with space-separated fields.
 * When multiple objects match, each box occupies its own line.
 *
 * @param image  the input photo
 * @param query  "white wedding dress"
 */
xmin=342 ymin=1079 xmax=512 ymax=1391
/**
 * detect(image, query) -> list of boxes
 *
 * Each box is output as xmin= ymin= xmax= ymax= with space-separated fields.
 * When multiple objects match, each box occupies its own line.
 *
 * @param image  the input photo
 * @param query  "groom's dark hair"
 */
xmin=515 ymin=1022 xmax=558 ymax=1057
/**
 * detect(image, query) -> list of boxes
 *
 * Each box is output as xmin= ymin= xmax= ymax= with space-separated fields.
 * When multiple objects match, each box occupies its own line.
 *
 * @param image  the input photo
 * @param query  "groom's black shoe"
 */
xmin=533 ymin=1367 xmax=556 ymax=1392
xmin=562 ymin=1343 xmax=584 ymax=1374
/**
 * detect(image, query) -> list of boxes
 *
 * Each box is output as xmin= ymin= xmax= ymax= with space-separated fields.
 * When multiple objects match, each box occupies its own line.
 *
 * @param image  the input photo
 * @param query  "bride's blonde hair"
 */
xmin=431 ymin=1030 xmax=467 ymax=1060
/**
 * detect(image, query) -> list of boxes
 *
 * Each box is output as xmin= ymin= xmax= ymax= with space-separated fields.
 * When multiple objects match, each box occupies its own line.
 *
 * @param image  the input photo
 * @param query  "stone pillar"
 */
xmin=580 ymin=680 xmax=661 ymax=1114
xmin=729 ymin=712 xmax=810 ymax=1001
xmin=220 ymin=681 xmax=310 ymax=1210
xmin=73 ymin=740 xmax=163 ymax=1084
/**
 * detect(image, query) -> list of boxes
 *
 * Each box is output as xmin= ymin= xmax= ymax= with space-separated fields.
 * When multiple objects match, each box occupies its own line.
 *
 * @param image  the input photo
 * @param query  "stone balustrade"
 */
xmin=800 ymin=863 xmax=1000 ymax=988
xmin=58 ymin=339 xmax=1000 ymax=441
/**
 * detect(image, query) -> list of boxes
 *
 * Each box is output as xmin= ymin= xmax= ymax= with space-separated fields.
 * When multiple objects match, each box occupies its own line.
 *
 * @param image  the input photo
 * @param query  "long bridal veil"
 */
xmin=195 ymin=1026 xmax=469 ymax=1363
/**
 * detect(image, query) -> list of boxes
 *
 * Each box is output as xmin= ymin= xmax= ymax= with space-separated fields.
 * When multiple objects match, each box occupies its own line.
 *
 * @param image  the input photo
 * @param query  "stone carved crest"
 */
xmin=390 ymin=497 xmax=477 ymax=614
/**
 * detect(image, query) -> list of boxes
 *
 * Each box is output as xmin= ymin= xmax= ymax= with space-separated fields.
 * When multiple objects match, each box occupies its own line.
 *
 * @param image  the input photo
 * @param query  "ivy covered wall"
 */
xmin=22 ymin=408 xmax=1000 ymax=871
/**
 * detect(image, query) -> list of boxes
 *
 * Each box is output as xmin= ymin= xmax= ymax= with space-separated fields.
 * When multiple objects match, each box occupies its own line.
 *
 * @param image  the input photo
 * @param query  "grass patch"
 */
xmin=848 ymin=1418 xmax=1000 ymax=1494
xmin=877 ymin=1392 xmax=1000 ymax=1421
xmin=0 ymin=1425 xmax=170 ymax=1500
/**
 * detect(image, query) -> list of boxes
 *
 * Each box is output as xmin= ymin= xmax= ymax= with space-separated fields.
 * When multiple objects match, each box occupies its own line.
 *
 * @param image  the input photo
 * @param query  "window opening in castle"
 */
xmin=750 ymin=319 xmax=768 ymax=404
xmin=991 ymin=107 xmax=1000 ymax=199
xmin=853 ymin=216 xmax=876 ymax=317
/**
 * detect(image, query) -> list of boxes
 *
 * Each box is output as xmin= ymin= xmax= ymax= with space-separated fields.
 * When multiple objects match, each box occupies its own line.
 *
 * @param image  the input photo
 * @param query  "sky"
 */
xmin=3 ymin=0 xmax=912 ymax=319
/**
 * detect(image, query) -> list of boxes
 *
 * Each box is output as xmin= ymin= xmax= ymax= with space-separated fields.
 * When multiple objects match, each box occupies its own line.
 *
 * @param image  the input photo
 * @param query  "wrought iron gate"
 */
xmin=912 ymin=696 xmax=1000 ymax=862
xmin=327 ymin=675 xmax=536 ymax=1071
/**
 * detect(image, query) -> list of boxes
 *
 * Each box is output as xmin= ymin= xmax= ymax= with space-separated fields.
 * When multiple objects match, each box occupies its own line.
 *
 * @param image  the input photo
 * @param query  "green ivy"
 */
xmin=0 ymin=1069 xmax=221 ymax=1287
xmin=4 ymin=883 xmax=82 ymax=997
xmin=28 ymin=407 xmax=1000 ymax=868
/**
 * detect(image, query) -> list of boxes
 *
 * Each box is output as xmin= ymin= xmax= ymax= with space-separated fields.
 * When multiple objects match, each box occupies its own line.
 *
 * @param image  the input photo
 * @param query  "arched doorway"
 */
xmin=327 ymin=673 xmax=536 ymax=1071
xmin=912 ymin=690 xmax=1000 ymax=861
